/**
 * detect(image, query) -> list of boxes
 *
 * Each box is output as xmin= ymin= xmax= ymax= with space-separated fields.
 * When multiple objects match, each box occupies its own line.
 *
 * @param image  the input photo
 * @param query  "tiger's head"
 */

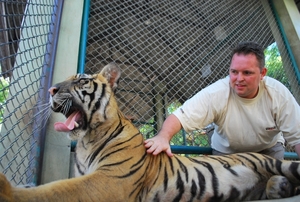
xmin=49 ymin=63 xmax=121 ymax=140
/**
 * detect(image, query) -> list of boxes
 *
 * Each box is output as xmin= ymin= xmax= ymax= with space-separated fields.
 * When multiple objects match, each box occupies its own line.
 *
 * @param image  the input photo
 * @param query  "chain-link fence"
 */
xmin=0 ymin=0 xmax=62 ymax=186
xmin=85 ymin=0 xmax=300 ymax=152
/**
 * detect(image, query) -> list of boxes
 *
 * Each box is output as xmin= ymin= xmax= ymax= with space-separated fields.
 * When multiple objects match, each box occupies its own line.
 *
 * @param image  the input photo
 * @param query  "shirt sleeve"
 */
xmin=173 ymin=78 xmax=229 ymax=133
xmin=273 ymin=83 xmax=300 ymax=147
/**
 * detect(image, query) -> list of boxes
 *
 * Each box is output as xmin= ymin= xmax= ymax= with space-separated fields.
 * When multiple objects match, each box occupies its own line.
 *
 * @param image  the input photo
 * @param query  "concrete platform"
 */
xmin=245 ymin=194 xmax=300 ymax=202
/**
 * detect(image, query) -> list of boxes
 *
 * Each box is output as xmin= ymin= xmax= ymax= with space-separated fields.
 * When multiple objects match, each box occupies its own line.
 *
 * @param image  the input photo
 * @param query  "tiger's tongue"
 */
xmin=54 ymin=111 xmax=80 ymax=132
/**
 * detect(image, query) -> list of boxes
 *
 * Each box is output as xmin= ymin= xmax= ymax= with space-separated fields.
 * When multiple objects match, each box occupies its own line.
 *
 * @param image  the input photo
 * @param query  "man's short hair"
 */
xmin=231 ymin=41 xmax=265 ymax=70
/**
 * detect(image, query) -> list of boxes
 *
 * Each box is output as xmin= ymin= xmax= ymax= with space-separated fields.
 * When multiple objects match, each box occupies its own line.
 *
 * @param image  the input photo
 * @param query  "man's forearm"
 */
xmin=159 ymin=114 xmax=182 ymax=141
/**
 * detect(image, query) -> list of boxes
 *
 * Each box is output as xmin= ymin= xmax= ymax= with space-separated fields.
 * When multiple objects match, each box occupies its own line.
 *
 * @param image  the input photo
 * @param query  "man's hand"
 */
xmin=144 ymin=114 xmax=182 ymax=157
xmin=144 ymin=134 xmax=173 ymax=157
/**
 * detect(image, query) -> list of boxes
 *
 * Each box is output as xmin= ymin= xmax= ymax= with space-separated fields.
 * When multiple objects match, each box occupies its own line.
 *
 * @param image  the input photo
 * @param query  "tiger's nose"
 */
xmin=49 ymin=87 xmax=58 ymax=96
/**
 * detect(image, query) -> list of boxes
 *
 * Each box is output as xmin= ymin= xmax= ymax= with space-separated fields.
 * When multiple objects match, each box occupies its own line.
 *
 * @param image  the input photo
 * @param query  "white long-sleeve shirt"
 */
xmin=173 ymin=76 xmax=300 ymax=154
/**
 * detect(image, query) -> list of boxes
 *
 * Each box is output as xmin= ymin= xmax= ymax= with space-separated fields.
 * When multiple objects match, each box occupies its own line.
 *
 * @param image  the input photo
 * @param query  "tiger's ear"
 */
xmin=100 ymin=62 xmax=121 ymax=91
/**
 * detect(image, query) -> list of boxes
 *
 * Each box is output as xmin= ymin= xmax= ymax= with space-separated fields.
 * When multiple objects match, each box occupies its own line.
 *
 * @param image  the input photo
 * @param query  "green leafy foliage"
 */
xmin=139 ymin=117 xmax=156 ymax=139
xmin=264 ymin=42 xmax=291 ymax=90
xmin=0 ymin=77 xmax=9 ymax=123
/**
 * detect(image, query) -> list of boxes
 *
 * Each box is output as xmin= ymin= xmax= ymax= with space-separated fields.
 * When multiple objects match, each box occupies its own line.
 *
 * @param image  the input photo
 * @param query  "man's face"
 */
xmin=229 ymin=53 xmax=267 ymax=99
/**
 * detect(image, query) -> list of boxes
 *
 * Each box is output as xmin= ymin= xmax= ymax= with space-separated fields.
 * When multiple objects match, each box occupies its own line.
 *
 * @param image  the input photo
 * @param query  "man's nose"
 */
xmin=237 ymin=73 xmax=244 ymax=81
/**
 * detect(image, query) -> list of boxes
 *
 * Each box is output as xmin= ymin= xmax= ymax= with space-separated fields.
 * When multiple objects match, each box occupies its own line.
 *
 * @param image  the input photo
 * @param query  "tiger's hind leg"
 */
xmin=243 ymin=181 xmax=268 ymax=200
xmin=266 ymin=175 xmax=299 ymax=199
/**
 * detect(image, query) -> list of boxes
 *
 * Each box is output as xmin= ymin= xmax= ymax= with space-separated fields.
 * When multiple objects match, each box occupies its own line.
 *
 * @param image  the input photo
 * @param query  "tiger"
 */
xmin=1 ymin=62 xmax=300 ymax=202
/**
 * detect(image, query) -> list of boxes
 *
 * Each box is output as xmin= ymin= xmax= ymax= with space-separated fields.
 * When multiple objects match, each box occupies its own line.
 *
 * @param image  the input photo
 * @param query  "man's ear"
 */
xmin=100 ymin=62 xmax=121 ymax=91
xmin=261 ymin=67 xmax=267 ymax=79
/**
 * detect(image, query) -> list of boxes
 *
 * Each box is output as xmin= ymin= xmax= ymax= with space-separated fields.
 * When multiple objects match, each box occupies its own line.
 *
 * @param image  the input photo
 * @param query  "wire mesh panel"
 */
xmin=85 ymin=0 xmax=299 ymax=150
xmin=0 ymin=0 xmax=61 ymax=186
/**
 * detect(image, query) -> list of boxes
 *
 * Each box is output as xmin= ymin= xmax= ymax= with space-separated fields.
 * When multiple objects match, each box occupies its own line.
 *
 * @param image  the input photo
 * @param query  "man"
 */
xmin=144 ymin=41 xmax=300 ymax=159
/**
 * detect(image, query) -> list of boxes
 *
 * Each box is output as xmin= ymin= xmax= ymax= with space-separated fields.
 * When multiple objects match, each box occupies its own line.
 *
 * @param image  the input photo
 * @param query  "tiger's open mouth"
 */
xmin=52 ymin=104 xmax=84 ymax=132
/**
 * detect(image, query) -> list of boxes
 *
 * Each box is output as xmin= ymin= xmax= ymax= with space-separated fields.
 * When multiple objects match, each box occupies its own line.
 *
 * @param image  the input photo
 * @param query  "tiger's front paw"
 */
xmin=266 ymin=175 xmax=293 ymax=199
xmin=0 ymin=173 xmax=13 ymax=202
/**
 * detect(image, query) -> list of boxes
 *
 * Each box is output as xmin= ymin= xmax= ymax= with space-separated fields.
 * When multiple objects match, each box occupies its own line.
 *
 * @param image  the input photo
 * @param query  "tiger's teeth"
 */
xmin=74 ymin=122 xmax=79 ymax=127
